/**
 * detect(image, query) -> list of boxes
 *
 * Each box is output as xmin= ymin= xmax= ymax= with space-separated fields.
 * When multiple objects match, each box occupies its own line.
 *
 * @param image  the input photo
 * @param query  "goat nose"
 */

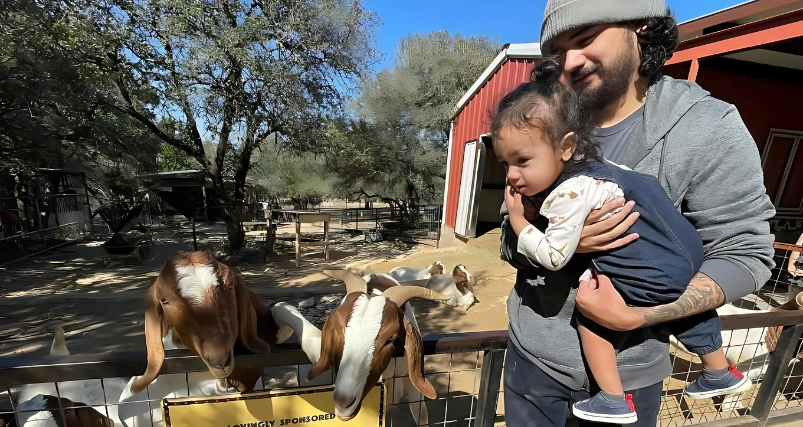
xmin=206 ymin=352 xmax=232 ymax=369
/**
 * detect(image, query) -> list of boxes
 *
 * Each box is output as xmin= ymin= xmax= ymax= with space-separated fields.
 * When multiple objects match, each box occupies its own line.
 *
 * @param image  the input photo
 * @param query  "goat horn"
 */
xmin=383 ymin=286 xmax=450 ymax=308
xmin=323 ymin=269 xmax=367 ymax=295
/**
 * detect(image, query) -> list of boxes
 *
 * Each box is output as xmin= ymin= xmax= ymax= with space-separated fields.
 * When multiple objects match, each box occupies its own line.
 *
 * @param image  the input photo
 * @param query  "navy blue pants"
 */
xmin=666 ymin=310 xmax=722 ymax=356
xmin=503 ymin=342 xmax=663 ymax=427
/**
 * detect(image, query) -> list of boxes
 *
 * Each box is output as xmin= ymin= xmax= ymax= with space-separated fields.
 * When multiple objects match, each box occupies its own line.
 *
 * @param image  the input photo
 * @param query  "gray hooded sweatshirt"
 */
xmin=501 ymin=75 xmax=777 ymax=390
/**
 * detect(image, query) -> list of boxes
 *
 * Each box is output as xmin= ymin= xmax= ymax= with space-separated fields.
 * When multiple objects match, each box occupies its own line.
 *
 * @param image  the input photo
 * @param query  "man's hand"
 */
xmin=576 ymin=198 xmax=640 ymax=254
xmin=575 ymin=270 xmax=642 ymax=331
xmin=576 ymin=270 xmax=726 ymax=331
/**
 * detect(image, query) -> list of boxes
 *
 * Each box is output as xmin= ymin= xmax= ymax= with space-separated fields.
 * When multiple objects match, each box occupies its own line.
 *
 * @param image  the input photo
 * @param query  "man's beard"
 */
xmin=572 ymin=43 xmax=639 ymax=116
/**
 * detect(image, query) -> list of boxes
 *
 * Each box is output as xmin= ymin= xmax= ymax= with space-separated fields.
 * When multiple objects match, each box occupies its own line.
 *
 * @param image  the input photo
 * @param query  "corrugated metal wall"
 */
xmin=445 ymin=58 xmax=537 ymax=229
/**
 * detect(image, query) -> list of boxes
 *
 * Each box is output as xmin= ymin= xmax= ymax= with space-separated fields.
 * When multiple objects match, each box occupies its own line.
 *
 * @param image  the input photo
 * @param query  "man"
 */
xmin=500 ymin=1 xmax=776 ymax=426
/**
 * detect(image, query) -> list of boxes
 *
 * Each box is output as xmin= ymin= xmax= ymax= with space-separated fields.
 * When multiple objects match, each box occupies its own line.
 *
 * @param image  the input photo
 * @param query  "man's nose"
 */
xmin=562 ymin=50 xmax=586 ymax=82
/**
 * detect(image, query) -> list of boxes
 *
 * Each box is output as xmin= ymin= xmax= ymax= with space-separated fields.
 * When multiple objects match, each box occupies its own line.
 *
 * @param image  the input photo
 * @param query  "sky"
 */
xmin=362 ymin=0 xmax=749 ymax=71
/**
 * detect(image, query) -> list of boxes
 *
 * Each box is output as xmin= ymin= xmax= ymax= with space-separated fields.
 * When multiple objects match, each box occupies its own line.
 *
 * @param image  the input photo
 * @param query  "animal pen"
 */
xmin=1 ymin=244 xmax=802 ymax=427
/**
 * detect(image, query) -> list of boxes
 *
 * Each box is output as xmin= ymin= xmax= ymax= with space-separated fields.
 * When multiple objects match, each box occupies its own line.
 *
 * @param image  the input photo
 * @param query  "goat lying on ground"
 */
xmin=384 ymin=262 xmax=444 ymax=281
xmin=305 ymin=269 xmax=449 ymax=424
xmin=365 ymin=262 xmax=477 ymax=312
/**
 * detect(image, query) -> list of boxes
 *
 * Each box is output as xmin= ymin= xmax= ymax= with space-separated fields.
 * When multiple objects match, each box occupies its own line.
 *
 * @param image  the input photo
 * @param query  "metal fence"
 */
xmin=294 ymin=205 xmax=442 ymax=247
xmin=658 ymin=242 xmax=803 ymax=426
xmin=0 ymin=194 xmax=90 ymax=266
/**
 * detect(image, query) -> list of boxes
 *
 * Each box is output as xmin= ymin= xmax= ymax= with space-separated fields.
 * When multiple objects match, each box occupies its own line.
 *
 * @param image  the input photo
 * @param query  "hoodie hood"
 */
xmin=621 ymin=75 xmax=711 ymax=168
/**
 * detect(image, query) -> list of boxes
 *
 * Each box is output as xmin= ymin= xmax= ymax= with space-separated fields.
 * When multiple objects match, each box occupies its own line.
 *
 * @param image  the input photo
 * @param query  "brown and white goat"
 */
xmin=305 ymin=269 xmax=449 ymax=422
xmin=131 ymin=251 xmax=276 ymax=394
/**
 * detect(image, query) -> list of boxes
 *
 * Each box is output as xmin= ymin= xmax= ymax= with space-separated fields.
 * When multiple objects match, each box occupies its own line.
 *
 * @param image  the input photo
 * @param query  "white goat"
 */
xmin=279 ymin=269 xmax=449 ymax=425
xmin=365 ymin=262 xmax=477 ymax=312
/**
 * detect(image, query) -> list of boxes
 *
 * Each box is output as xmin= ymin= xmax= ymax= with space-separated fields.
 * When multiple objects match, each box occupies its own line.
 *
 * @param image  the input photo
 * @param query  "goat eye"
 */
xmin=160 ymin=299 xmax=169 ymax=304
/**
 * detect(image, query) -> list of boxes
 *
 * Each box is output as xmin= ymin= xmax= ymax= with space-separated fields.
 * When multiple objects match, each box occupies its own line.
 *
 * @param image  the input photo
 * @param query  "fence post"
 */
xmin=192 ymin=212 xmax=198 ymax=252
xmin=750 ymin=324 xmax=803 ymax=425
xmin=475 ymin=349 xmax=505 ymax=427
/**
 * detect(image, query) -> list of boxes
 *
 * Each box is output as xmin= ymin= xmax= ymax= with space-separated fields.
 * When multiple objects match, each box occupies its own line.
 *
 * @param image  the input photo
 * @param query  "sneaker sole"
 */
xmin=685 ymin=375 xmax=752 ymax=399
xmin=572 ymin=404 xmax=638 ymax=424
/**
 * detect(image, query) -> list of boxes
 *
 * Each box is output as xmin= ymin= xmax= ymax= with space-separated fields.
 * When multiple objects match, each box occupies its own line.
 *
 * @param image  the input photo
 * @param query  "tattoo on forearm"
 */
xmin=632 ymin=272 xmax=726 ymax=328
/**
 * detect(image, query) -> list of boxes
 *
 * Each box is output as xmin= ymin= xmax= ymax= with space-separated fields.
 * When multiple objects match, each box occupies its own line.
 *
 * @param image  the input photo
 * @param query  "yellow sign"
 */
xmin=162 ymin=384 xmax=384 ymax=427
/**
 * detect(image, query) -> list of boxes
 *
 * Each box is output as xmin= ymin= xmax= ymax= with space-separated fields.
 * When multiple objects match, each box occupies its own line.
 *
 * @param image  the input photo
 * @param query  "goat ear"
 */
xmin=234 ymin=278 xmax=272 ymax=354
xmin=131 ymin=285 xmax=166 ymax=394
xmin=306 ymin=317 xmax=335 ymax=381
xmin=401 ymin=315 xmax=436 ymax=399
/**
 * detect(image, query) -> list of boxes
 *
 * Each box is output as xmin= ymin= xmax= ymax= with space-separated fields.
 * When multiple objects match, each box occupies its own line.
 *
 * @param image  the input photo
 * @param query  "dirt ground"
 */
xmin=0 ymin=221 xmax=515 ymax=357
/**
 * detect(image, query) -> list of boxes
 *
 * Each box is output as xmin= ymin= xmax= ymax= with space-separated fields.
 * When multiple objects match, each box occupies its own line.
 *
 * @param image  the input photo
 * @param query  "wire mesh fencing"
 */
xmin=0 ymin=334 xmax=506 ymax=427
xmin=658 ymin=242 xmax=803 ymax=426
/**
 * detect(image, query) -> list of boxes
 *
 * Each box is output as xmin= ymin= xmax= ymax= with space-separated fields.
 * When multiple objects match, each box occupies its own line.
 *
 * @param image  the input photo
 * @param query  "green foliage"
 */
xmin=158 ymin=143 xmax=198 ymax=172
xmin=94 ymin=0 xmax=377 ymax=249
xmin=361 ymin=31 xmax=499 ymax=146
xmin=252 ymin=146 xmax=332 ymax=210
xmin=0 ymin=0 xmax=162 ymax=195
xmin=328 ymin=31 xmax=498 ymax=215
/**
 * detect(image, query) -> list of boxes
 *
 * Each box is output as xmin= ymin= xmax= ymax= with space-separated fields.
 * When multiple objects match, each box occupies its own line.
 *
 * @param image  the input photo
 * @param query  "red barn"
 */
xmin=441 ymin=0 xmax=803 ymax=246
xmin=440 ymin=43 xmax=541 ymax=246
xmin=664 ymin=0 xmax=803 ymax=243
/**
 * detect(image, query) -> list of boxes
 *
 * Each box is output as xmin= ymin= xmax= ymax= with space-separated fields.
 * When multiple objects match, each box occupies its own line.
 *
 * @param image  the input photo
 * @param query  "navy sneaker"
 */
xmin=685 ymin=366 xmax=752 ymax=399
xmin=572 ymin=393 xmax=638 ymax=424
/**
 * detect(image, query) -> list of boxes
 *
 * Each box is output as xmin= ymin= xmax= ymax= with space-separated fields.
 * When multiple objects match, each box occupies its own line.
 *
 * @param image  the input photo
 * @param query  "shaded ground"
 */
xmin=0 ymin=218 xmax=429 ymax=356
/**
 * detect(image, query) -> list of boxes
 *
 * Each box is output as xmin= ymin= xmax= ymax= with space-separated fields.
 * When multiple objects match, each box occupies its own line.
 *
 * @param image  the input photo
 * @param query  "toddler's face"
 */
xmin=495 ymin=126 xmax=571 ymax=197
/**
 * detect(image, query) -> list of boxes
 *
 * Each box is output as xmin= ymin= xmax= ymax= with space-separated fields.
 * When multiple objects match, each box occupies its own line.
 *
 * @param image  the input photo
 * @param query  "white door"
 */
xmin=455 ymin=141 xmax=477 ymax=237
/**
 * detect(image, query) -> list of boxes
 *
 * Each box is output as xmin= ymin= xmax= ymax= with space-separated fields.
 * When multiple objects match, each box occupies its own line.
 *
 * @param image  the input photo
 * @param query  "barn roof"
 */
xmin=452 ymin=42 xmax=541 ymax=119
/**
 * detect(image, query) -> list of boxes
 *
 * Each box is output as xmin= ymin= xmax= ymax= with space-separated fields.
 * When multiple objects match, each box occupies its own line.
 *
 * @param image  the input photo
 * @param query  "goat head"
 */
xmin=131 ymin=251 xmax=274 ymax=394
xmin=307 ymin=269 xmax=448 ymax=420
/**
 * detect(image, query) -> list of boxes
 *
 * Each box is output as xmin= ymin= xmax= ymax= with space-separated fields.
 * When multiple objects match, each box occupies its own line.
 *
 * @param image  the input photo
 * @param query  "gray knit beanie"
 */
xmin=540 ymin=0 xmax=666 ymax=54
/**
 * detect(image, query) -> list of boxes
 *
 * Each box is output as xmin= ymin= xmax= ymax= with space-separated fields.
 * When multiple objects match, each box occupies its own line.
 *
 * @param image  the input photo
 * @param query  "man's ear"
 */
xmin=560 ymin=132 xmax=577 ymax=161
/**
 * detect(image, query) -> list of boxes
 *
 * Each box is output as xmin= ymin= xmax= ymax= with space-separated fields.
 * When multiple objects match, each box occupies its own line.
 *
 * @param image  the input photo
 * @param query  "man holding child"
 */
xmin=499 ymin=1 xmax=776 ymax=425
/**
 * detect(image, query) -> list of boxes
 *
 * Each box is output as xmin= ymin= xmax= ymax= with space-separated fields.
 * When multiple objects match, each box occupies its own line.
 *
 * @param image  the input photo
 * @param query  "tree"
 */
xmin=252 ymin=145 xmax=332 ymax=210
xmin=327 ymin=118 xmax=444 ymax=226
xmin=0 ymin=0 xmax=162 ymax=196
xmin=74 ymin=0 xmax=378 ymax=249
xmin=328 ymin=31 xmax=498 ymax=222
xmin=367 ymin=31 xmax=500 ymax=147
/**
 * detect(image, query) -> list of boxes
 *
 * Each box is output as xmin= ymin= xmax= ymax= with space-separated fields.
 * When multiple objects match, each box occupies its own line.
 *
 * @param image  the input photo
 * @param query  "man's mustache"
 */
xmin=571 ymin=63 xmax=600 ymax=84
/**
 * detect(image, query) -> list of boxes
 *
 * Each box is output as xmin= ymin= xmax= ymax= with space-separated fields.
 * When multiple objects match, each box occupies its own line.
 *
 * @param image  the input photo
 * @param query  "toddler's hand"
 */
xmin=505 ymin=184 xmax=525 ymax=219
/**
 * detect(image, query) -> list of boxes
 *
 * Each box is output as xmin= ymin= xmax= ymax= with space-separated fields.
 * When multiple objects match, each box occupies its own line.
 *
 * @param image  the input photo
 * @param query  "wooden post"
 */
xmin=688 ymin=58 xmax=700 ymax=82
xmin=324 ymin=217 xmax=330 ymax=263
xmin=192 ymin=213 xmax=197 ymax=251
xmin=750 ymin=324 xmax=803 ymax=424
xmin=295 ymin=216 xmax=301 ymax=268
xmin=475 ymin=349 xmax=505 ymax=427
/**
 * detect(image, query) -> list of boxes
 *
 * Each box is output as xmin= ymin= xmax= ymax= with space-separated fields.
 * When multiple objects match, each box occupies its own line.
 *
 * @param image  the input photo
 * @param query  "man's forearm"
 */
xmin=631 ymin=272 xmax=726 ymax=328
